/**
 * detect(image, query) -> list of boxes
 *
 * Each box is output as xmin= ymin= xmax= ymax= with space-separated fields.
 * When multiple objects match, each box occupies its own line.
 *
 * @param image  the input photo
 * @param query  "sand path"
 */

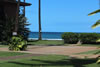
xmin=0 ymin=45 xmax=99 ymax=60
xmin=0 ymin=46 xmax=98 ymax=55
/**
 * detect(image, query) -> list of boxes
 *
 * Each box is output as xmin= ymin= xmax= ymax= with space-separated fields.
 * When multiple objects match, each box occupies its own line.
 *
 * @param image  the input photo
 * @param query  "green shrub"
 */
xmin=9 ymin=36 xmax=27 ymax=51
xmin=62 ymin=32 xmax=79 ymax=44
xmin=62 ymin=32 xmax=100 ymax=44
xmin=79 ymin=33 xmax=100 ymax=44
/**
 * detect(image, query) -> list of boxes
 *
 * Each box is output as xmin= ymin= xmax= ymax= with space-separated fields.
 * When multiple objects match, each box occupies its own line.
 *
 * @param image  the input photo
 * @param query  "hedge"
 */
xmin=79 ymin=33 xmax=100 ymax=44
xmin=62 ymin=32 xmax=100 ymax=44
xmin=62 ymin=32 xmax=79 ymax=44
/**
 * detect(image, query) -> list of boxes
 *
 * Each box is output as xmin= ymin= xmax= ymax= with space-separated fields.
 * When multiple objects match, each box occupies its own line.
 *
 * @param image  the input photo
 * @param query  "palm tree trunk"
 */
xmin=24 ymin=0 xmax=25 ymax=16
xmin=14 ymin=0 xmax=20 ymax=35
xmin=38 ymin=0 xmax=42 ymax=40
xmin=99 ymin=0 xmax=100 ymax=9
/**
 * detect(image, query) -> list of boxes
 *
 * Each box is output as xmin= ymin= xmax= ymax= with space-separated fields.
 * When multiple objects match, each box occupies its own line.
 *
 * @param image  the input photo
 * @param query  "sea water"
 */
xmin=28 ymin=32 xmax=64 ymax=40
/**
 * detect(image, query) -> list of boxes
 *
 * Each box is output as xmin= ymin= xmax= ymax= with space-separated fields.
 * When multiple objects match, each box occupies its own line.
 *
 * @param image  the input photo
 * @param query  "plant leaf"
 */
xmin=88 ymin=9 xmax=100 ymax=16
xmin=92 ymin=20 xmax=100 ymax=29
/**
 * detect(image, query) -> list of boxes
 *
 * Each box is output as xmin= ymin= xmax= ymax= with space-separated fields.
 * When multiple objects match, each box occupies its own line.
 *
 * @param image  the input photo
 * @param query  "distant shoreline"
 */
xmin=28 ymin=38 xmax=63 ymax=40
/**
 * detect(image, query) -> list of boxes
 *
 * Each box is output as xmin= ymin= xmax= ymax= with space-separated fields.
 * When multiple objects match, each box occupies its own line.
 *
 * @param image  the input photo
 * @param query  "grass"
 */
xmin=0 ymin=55 xmax=99 ymax=67
xmin=77 ymin=49 xmax=100 ymax=55
xmin=1 ymin=40 xmax=100 ymax=47
xmin=0 ymin=42 xmax=8 ymax=47
xmin=0 ymin=40 xmax=64 ymax=47
xmin=0 ymin=45 xmax=8 ymax=47
xmin=27 ymin=40 xmax=100 ymax=46
xmin=0 ymin=49 xmax=99 ymax=67
xmin=79 ymin=44 xmax=100 ymax=47
xmin=0 ymin=51 xmax=27 ymax=57
xmin=28 ymin=40 xmax=64 ymax=46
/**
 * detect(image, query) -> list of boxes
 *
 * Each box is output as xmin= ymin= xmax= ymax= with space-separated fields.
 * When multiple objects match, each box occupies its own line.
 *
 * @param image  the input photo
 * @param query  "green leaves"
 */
xmin=0 ymin=12 xmax=30 ymax=42
xmin=88 ymin=9 xmax=100 ymax=16
xmin=9 ymin=36 xmax=27 ymax=51
xmin=88 ymin=9 xmax=100 ymax=29
xmin=62 ymin=32 xmax=79 ymax=44
xmin=92 ymin=20 xmax=100 ymax=29
xmin=62 ymin=32 xmax=100 ymax=44
xmin=18 ymin=14 xmax=30 ymax=40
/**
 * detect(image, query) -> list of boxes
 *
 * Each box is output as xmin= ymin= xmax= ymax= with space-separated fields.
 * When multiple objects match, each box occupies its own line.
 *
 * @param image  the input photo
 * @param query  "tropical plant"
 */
xmin=18 ymin=14 xmax=30 ymax=40
xmin=9 ymin=36 xmax=27 ymax=51
xmin=88 ymin=9 xmax=100 ymax=29
xmin=0 ymin=12 xmax=30 ymax=44
xmin=92 ymin=20 xmax=100 ymax=29
xmin=0 ymin=6 xmax=7 ymax=42
xmin=2 ymin=18 xmax=15 ymax=44
xmin=88 ymin=4 xmax=100 ymax=63
xmin=88 ymin=9 xmax=100 ymax=16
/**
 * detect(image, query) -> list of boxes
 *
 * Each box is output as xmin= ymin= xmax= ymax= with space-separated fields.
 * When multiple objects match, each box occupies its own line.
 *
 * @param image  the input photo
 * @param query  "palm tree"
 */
xmin=91 ymin=20 xmax=100 ymax=29
xmin=88 ymin=8 xmax=100 ymax=63
xmin=38 ymin=0 xmax=42 ymax=40
xmin=88 ymin=0 xmax=100 ymax=29
xmin=88 ymin=9 xmax=100 ymax=16
xmin=23 ymin=0 xmax=25 ymax=16
xmin=88 ymin=9 xmax=100 ymax=29
xmin=88 ymin=1 xmax=100 ymax=63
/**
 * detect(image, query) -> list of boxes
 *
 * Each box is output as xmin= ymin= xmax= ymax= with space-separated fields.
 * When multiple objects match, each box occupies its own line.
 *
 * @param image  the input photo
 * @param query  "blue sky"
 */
xmin=25 ymin=0 xmax=100 ymax=32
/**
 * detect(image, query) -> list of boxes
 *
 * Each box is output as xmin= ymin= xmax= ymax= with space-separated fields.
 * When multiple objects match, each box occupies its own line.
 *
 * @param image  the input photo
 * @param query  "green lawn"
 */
xmin=0 ymin=55 xmax=99 ymax=67
xmin=0 ymin=51 xmax=99 ymax=67
xmin=1 ymin=40 xmax=100 ymax=46
xmin=28 ymin=40 xmax=64 ymax=46
xmin=0 ymin=45 xmax=8 ymax=48
xmin=79 ymin=44 xmax=100 ymax=47
xmin=0 ymin=40 xmax=64 ymax=47
xmin=77 ymin=49 xmax=100 ymax=55
xmin=0 ymin=51 xmax=27 ymax=57
xmin=27 ymin=40 xmax=100 ymax=46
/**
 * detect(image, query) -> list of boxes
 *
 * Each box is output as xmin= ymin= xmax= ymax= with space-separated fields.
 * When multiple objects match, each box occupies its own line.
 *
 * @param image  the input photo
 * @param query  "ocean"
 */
xmin=28 ymin=32 xmax=64 ymax=40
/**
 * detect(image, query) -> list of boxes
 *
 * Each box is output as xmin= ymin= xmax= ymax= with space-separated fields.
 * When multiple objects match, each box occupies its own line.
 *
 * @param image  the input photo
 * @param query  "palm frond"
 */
xmin=92 ymin=20 xmax=100 ymax=29
xmin=96 ymin=39 xmax=100 ymax=42
xmin=88 ymin=9 xmax=100 ymax=16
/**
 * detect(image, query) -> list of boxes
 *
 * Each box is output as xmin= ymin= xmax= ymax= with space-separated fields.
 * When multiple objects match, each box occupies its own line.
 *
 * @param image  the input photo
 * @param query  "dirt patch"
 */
xmin=19 ymin=46 xmax=98 ymax=55
xmin=0 ymin=46 xmax=98 ymax=55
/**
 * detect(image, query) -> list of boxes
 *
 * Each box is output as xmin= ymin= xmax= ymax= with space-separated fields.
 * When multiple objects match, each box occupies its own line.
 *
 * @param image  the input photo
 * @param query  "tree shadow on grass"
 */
xmin=28 ymin=44 xmax=64 ymax=46
xmin=7 ymin=58 xmax=99 ymax=67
